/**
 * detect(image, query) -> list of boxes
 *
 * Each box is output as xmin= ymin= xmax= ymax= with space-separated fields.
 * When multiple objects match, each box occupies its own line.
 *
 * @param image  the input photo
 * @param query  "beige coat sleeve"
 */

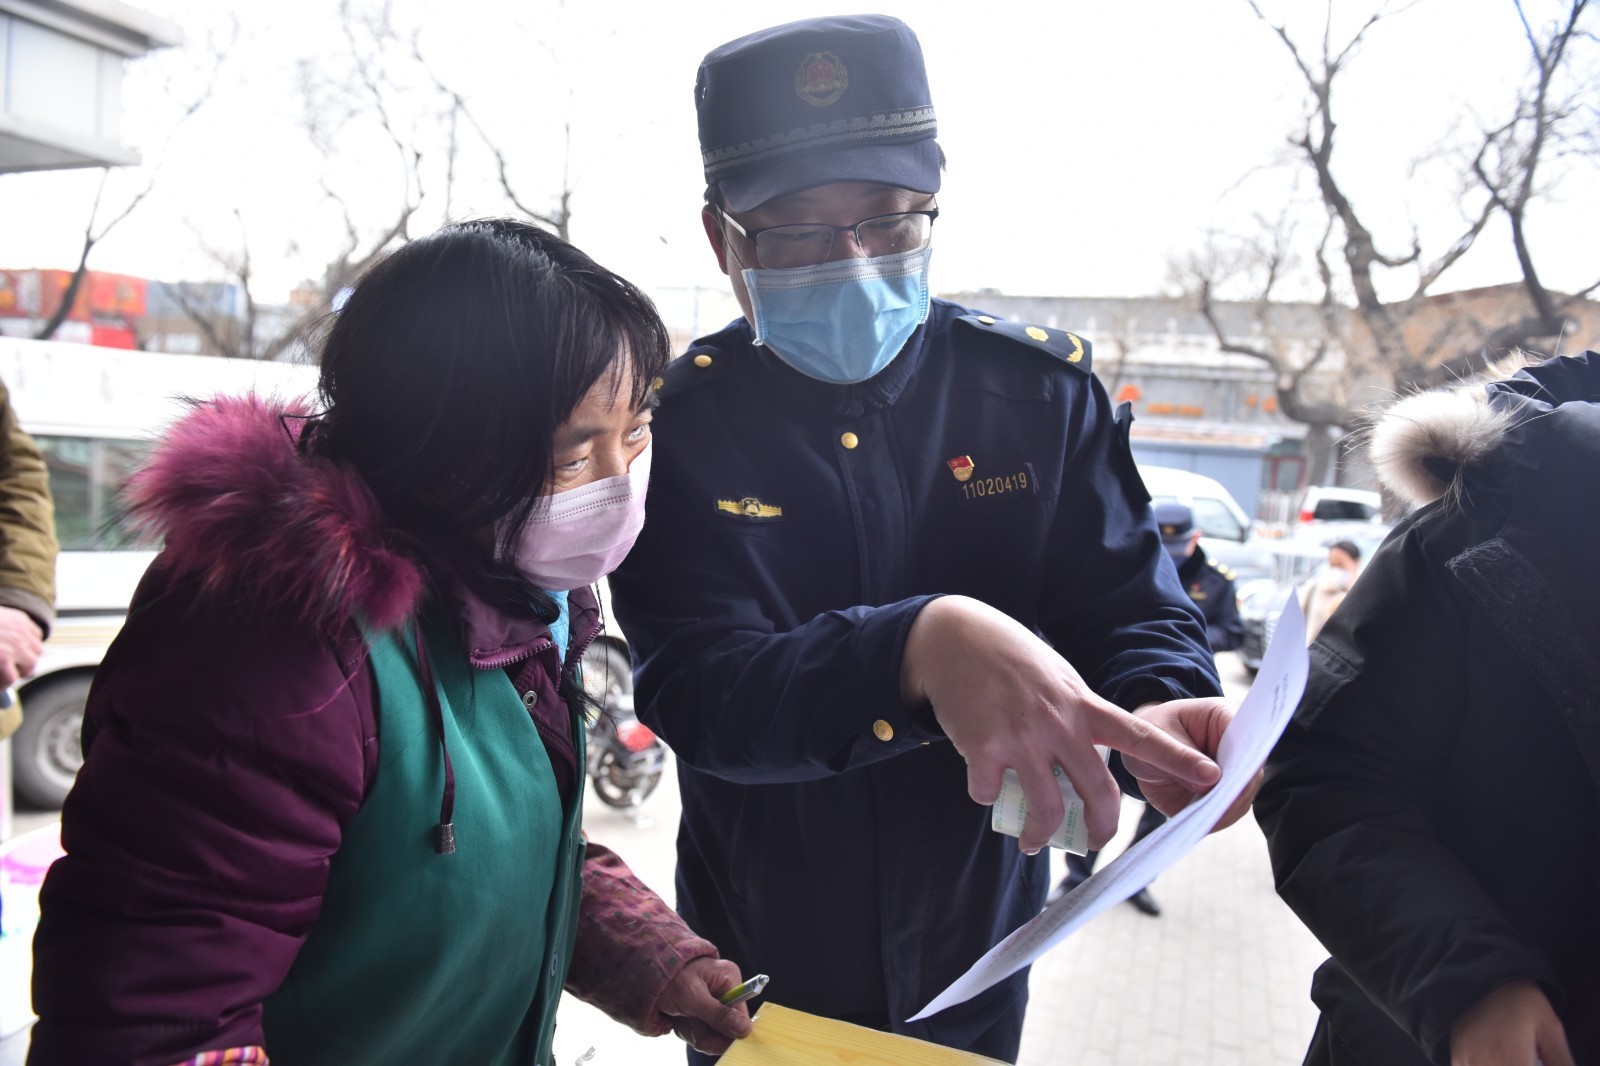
xmin=0 ymin=376 xmax=58 ymax=634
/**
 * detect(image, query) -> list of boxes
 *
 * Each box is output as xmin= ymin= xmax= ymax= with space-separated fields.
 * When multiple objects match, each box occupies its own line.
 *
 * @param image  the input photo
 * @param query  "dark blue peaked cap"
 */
xmin=695 ymin=14 xmax=940 ymax=212
xmin=1154 ymin=502 xmax=1196 ymax=542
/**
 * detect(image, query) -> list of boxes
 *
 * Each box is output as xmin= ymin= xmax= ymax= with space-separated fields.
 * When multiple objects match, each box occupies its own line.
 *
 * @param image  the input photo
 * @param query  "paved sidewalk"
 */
xmin=1016 ymin=798 xmax=1325 ymax=1065
xmin=1 ymin=653 xmax=1330 ymax=1064
xmin=555 ymin=655 xmax=1327 ymax=1066
xmin=1016 ymin=649 xmax=1327 ymax=1064
xmin=559 ymin=789 xmax=1326 ymax=1066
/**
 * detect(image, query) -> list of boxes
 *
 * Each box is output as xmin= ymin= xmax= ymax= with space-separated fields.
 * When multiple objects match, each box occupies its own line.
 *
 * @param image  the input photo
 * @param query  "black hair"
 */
xmin=304 ymin=217 xmax=670 ymax=614
xmin=1329 ymin=540 xmax=1362 ymax=562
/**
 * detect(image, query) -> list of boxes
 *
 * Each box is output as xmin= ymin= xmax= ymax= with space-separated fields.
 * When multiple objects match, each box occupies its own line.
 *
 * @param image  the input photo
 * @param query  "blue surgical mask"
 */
xmin=741 ymin=246 xmax=932 ymax=385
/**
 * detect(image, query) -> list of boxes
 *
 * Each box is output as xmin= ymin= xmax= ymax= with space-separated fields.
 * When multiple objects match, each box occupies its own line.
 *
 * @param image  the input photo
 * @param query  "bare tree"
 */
xmin=31 ymin=45 xmax=224 ymax=341
xmin=273 ymin=0 xmax=431 ymax=339
xmin=409 ymin=31 xmax=572 ymax=240
xmin=31 ymin=170 xmax=158 ymax=341
xmin=1178 ymin=0 xmax=1597 ymax=483
xmin=1174 ymin=210 xmax=1358 ymax=481
xmin=1471 ymin=0 xmax=1600 ymax=333
xmin=168 ymin=0 xmax=574 ymax=360
xmin=159 ymin=210 xmax=279 ymax=360
xmin=1092 ymin=306 xmax=1155 ymax=401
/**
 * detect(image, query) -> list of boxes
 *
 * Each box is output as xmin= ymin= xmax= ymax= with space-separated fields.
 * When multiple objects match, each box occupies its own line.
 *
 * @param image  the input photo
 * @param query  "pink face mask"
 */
xmin=504 ymin=442 xmax=652 ymax=591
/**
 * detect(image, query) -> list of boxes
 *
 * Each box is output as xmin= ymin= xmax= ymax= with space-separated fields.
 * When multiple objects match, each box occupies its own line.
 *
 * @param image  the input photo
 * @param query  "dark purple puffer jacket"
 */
xmin=29 ymin=396 xmax=714 ymax=1065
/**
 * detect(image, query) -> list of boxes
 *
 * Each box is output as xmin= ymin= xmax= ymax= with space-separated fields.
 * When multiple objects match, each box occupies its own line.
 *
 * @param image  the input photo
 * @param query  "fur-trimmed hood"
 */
xmin=124 ymin=395 xmax=425 ymax=632
xmin=1367 ymin=383 xmax=1515 ymax=508
xmin=1369 ymin=351 xmax=1600 ymax=508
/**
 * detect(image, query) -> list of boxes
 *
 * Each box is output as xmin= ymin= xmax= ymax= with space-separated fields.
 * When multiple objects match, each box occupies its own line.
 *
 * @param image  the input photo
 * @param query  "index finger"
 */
xmin=1094 ymin=706 xmax=1219 ymax=793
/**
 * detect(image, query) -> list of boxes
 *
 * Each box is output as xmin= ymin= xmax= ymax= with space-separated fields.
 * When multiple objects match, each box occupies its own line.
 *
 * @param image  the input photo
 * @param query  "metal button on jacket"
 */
xmin=840 ymin=431 xmax=859 ymax=449
xmin=872 ymin=719 xmax=894 ymax=742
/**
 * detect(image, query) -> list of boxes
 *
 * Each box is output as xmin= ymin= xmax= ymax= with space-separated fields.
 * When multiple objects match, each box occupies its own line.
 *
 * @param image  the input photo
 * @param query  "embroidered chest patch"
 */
xmin=716 ymin=496 xmax=783 ymax=521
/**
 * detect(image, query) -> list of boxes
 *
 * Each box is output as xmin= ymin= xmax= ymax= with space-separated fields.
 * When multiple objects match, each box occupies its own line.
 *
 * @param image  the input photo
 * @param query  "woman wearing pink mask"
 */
xmin=29 ymin=219 xmax=753 ymax=1065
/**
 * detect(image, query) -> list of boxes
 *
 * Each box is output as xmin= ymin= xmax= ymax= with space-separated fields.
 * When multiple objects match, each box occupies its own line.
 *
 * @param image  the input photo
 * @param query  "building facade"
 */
xmin=941 ymin=291 xmax=1335 ymax=519
xmin=0 ymin=0 xmax=180 ymax=174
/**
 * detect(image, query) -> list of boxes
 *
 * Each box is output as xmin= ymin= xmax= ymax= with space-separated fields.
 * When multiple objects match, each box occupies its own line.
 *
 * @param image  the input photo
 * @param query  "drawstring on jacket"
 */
xmin=414 ymin=620 xmax=457 ymax=854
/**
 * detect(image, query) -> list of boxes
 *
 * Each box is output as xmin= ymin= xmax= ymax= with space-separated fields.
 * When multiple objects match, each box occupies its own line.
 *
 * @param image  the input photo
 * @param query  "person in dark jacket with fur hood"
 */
xmin=29 ymin=220 xmax=754 ymax=1065
xmin=1255 ymin=351 xmax=1600 ymax=1066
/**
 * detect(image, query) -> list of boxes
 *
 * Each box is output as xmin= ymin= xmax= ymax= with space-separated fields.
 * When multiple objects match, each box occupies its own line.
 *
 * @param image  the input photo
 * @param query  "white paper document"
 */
xmin=910 ymin=596 xmax=1310 ymax=1022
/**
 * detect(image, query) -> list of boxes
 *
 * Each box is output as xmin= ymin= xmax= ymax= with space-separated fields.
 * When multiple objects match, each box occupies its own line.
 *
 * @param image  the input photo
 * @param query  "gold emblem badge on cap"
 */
xmin=696 ymin=15 xmax=938 ymax=211
xmin=795 ymin=51 xmax=849 ymax=106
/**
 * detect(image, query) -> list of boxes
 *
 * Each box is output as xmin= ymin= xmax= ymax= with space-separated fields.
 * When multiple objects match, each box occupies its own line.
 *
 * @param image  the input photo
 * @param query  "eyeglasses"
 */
xmin=720 ymin=208 xmax=939 ymax=269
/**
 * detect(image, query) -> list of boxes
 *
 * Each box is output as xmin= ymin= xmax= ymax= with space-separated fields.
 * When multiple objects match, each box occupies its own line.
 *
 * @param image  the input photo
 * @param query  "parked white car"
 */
xmin=1137 ymin=465 xmax=1276 ymax=584
xmin=1293 ymin=485 xmax=1388 ymax=545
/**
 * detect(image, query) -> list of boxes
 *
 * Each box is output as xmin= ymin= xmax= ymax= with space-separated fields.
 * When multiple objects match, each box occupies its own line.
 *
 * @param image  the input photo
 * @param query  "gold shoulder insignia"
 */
xmin=956 ymin=315 xmax=1093 ymax=372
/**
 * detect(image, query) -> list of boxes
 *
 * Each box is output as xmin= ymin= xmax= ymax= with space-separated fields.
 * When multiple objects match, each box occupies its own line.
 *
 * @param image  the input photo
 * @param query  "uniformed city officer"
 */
xmin=1056 ymin=502 xmax=1244 ymax=916
xmin=1160 ymin=501 xmax=1243 ymax=656
xmin=608 ymin=15 xmax=1256 ymax=1062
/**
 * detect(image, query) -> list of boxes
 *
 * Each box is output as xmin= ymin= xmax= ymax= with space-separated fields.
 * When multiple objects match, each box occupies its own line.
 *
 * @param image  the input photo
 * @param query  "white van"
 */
xmin=1 ymin=339 xmax=319 ymax=807
xmin=1136 ymin=465 xmax=1276 ymax=584
xmin=1293 ymin=484 xmax=1389 ymax=546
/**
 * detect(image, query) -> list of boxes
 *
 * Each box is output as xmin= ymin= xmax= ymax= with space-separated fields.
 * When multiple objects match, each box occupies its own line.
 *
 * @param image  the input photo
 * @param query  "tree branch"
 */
xmin=407 ymin=31 xmax=571 ymax=237
xmin=32 ymin=46 xmax=222 ymax=340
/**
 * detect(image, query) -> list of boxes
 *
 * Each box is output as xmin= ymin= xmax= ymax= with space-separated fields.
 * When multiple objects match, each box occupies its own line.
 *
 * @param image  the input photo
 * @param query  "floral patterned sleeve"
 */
xmin=172 ymin=1049 xmax=269 ymax=1065
xmin=563 ymin=840 xmax=719 ymax=1034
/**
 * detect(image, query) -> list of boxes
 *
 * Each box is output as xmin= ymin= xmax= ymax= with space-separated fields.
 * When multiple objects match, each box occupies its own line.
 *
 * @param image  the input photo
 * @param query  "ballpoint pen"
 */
xmin=718 ymin=973 xmax=770 ymax=1007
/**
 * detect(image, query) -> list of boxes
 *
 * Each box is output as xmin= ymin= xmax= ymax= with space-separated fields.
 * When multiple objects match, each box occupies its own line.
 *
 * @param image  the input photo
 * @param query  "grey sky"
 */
xmin=2 ymin=0 xmax=1593 ymax=314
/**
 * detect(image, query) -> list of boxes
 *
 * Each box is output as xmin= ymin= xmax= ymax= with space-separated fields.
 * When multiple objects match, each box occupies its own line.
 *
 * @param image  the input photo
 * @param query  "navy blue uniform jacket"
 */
xmin=609 ymin=299 xmax=1223 ymax=1048
xmin=1177 ymin=546 xmax=1242 ymax=652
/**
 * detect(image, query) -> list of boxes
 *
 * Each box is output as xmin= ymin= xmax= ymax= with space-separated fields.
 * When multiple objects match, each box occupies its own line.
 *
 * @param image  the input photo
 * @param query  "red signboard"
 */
xmin=0 ymin=269 xmax=147 ymax=321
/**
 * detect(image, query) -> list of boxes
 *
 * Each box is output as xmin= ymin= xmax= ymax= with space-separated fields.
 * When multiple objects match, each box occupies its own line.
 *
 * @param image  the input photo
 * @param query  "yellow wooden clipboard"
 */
xmin=717 ymin=1003 xmax=1009 ymax=1065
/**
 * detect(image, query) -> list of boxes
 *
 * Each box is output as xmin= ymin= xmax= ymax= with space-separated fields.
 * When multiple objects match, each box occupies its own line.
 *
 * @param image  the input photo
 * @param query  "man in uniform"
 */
xmin=1056 ymin=502 xmax=1243 ymax=916
xmin=1158 ymin=502 xmax=1243 ymax=657
xmin=609 ymin=15 xmax=1253 ymax=1062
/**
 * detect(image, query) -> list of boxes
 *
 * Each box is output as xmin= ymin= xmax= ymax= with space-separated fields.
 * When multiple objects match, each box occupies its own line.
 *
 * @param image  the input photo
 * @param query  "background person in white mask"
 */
xmin=30 ymin=219 xmax=754 ymax=1065
xmin=1300 ymin=539 xmax=1363 ymax=644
